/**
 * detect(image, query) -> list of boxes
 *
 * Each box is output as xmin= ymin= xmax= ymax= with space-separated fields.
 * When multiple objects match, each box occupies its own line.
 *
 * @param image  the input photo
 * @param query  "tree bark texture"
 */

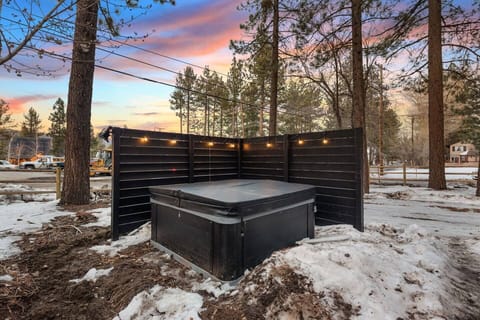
xmin=61 ymin=0 xmax=99 ymax=204
xmin=351 ymin=0 xmax=369 ymax=193
xmin=428 ymin=0 xmax=447 ymax=190
xmin=269 ymin=0 xmax=279 ymax=136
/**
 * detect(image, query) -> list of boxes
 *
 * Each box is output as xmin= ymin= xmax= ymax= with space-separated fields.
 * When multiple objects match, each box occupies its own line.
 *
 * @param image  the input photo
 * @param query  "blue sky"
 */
xmin=0 ymin=0 xmax=245 ymax=132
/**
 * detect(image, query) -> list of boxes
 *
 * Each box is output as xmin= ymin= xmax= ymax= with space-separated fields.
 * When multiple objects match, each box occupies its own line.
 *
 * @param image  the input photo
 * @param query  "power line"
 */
xmin=3 ymin=16 xmax=318 ymax=119
xmin=2 ymin=4 xmax=234 ymax=79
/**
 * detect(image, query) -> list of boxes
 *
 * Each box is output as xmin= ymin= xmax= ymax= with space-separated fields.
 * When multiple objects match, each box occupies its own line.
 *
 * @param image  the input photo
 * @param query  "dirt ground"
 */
xmin=0 ymin=204 xmax=202 ymax=320
xmin=0 ymin=203 xmax=344 ymax=320
xmin=1 ymin=202 xmax=479 ymax=320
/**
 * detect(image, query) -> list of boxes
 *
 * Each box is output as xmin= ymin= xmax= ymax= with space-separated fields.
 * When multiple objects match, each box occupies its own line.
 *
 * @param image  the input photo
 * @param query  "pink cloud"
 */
xmin=131 ymin=0 xmax=244 ymax=37
xmin=4 ymin=94 xmax=58 ymax=114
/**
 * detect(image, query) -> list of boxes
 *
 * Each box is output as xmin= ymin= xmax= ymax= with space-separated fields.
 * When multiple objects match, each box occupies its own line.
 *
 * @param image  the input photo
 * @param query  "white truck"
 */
xmin=19 ymin=155 xmax=65 ymax=170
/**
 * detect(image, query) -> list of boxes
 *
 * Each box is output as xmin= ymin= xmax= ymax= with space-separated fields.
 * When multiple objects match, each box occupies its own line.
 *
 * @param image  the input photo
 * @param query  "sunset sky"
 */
xmin=0 ymin=0 xmax=475 ymax=135
xmin=0 ymin=0 xmax=245 ymax=133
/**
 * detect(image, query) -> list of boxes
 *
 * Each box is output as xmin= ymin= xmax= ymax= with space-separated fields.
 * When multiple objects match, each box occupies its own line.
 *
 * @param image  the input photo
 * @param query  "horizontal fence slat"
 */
xmin=111 ymin=128 xmax=363 ymax=238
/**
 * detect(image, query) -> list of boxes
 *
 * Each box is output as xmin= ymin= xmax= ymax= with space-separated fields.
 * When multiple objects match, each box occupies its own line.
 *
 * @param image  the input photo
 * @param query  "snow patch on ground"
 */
xmin=365 ymin=185 xmax=480 ymax=238
xmin=69 ymin=267 xmax=114 ymax=283
xmin=113 ymin=285 xmax=203 ymax=320
xmin=90 ymin=223 xmax=150 ymax=257
xmin=191 ymin=278 xmax=234 ymax=298
xmin=272 ymin=224 xmax=453 ymax=319
xmin=0 ymin=200 xmax=73 ymax=260
xmin=83 ymin=207 xmax=111 ymax=227
xmin=0 ymin=183 xmax=55 ymax=203
xmin=0 ymin=274 xmax=13 ymax=282
xmin=367 ymin=185 xmax=478 ymax=205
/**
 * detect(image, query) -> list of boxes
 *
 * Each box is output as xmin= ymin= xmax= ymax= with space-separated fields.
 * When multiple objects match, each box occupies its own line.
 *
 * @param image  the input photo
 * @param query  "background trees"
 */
xmin=48 ymin=98 xmax=66 ymax=156
xmin=20 ymin=107 xmax=42 ymax=137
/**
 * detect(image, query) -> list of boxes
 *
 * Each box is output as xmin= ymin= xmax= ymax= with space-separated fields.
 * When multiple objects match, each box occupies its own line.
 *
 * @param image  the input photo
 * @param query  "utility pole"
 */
xmin=378 ymin=65 xmax=384 ymax=175
xmin=405 ymin=115 xmax=415 ymax=165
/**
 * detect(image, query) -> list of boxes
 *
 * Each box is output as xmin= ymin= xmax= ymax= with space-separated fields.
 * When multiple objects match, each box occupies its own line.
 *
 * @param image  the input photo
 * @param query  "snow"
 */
xmin=191 ymin=278 xmax=233 ymax=298
xmin=275 ymin=223 xmax=451 ymax=319
xmin=83 ymin=207 xmax=111 ymax=227
xmin=370 ymin=166 xmax=478 ymax=181
xmin=0 ymin=183 xmax=56 ymax=203
xmin=69 ymin=267 xmax=114 ymax=283
xmin=1 ymin=179 xmax=479 ymax=318
xmin=112 ymin=285 xmax=203 ymax=320
xmin=0 ymin=199 xmax=73 ymax=260
xmin=0 ymin=274 xmax=13 ymax=282
xmin=90 ymin=223 xmax=150 ymax=257
xmin=365 ymin=185 xmax=480 ymax=237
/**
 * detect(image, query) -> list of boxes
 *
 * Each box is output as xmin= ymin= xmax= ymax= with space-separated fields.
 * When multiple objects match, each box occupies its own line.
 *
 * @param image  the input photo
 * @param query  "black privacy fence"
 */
xmin=110 ymin=127 xmax=364 ymax=240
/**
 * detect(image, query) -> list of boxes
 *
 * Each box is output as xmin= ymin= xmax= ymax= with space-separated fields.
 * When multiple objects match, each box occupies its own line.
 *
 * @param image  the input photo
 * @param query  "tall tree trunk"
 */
xmin=61 ymin=0 xmax=98 ymax=205
xmin=351 ymin=0 xmax=369 ymax=193
xmin=259 ymin=79 xmax=265 ymax=136
xmin=211 ymin=102 xmax=215 ymax=137
xmin=204 ymin=95 xmax=207 ymax=136
xmin=269 ymin=0 xmax=279 ymax=136
xmin=220 ymin=106 xmax=223 ymax=137
xmin=428 ymin=0 xmax=446 ymax=190
xmin=179 ymin=98 xmax=182 ymax=134
xmin=187 ymin=91 xmax=190 ymax=134
xmin=334 ymin=52 xmax=342 ymax=129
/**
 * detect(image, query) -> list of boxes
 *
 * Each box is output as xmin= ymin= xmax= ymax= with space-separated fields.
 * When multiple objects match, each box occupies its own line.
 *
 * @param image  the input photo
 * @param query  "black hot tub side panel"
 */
xmin=151 ymin=198 xmax=314 ymax=281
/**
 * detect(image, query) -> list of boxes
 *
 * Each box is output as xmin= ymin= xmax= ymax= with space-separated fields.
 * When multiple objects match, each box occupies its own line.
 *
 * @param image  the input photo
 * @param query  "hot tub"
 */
xmin=150 ymin=179 xmax=315 ymax=281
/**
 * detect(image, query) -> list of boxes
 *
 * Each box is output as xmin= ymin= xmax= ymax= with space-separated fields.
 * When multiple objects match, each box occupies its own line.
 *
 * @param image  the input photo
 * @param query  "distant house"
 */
xmin=8 ymin=135 xmax=52 ymax=164
xmin=449 ymin=142 xmax=478 ymax=163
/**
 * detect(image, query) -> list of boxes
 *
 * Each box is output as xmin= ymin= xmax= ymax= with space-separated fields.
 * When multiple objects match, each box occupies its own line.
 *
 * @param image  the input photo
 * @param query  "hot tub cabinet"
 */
xmin=150 ymin=179 xmax=315 ymax=281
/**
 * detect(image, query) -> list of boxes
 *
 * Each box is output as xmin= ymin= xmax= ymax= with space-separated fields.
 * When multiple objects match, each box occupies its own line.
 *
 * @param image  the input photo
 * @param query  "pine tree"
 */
xmin=21 ymin=107 xmax=42 ymax=137
xmin=428 ymin=0 xmax=446 ymax=190
xmin=0 ymin=99 xmax=14 ymax=129
xmin=170 ymin=67 xmax=197 ymax=134
xmin=48 ymin=98 xmax=67 ymax=156
xmin=62 ymin=0 xmax=175 ymax=205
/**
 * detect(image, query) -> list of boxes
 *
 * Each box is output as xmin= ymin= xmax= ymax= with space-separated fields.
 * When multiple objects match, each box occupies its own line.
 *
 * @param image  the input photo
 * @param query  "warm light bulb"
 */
xmin=141 ymin=136 xmax=149 ymax=143
xmin=298 ymin=139 xmax=304 ymax=145
xmin=322 ymin=138 xmax=328 ymax=145
xmin=170 ymin=140 xmax=177 ymax=145
xmin=207 ymin=142 xmax=214 ymax=147
xmin=228 ymin=143 xmax=236 ymax=148
xmin=266 ymin=142 xmax=273 ymax=148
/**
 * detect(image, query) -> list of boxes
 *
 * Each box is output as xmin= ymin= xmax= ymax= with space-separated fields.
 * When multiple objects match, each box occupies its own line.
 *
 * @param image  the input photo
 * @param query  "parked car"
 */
xmin=19 ymin=155 xmax=65 ymax=169
xmin=0 ymin=160 xmax=17 ymax=170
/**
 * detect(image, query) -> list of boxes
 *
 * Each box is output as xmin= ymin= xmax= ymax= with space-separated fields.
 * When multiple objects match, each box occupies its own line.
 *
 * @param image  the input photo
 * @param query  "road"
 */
xmin=0 ymin=170 xmax=111 ymax=190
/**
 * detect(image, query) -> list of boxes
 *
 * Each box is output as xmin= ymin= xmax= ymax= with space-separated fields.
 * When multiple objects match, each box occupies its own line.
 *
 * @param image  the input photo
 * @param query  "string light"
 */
xmin=298 ymin=139 xmax=305 ymax=145
xmin=266 ymin=142 xmax=273 ymax=148
xmin=207 ymin=142 xmax=214 ymax=147
xmin=140 ymin=136 xmax=149 ymax=143
xmin=322 ymin=137 xmax=329 ymax=145
xmin=169 ymin=140 xmax=177 ymax=145
xmin=228 ymin=143 xmax=236 ymax=148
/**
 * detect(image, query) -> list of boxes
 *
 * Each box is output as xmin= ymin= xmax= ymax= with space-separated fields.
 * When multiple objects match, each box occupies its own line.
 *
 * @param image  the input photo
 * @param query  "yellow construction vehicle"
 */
xmin=90 ymin=149 xmax=112 ymax=176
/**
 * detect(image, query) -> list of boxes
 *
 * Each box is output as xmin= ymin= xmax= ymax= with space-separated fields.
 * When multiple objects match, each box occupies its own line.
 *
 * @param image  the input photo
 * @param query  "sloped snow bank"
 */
xmin=262 ymin=224 xmax=458 ymax=319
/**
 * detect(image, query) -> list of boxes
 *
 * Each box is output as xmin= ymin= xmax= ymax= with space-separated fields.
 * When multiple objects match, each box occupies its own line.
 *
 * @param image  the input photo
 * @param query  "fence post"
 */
xmin=403 ymin=162 xmax=407 ymax=186
xmin=56 ymin=167 xmax=61 ymax=199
